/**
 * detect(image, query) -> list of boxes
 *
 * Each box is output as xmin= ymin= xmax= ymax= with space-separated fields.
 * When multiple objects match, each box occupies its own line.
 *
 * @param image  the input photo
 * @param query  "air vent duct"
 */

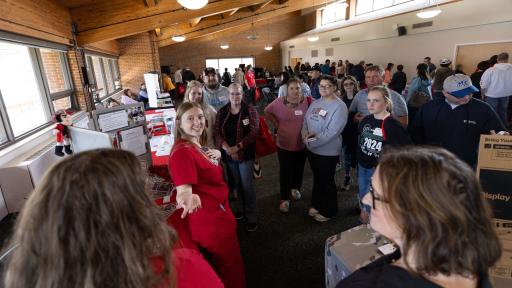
xmin=331 ymin=37 xmax=340 ymax=42
xmin=412 ymin=21 xmax=433 ymax=29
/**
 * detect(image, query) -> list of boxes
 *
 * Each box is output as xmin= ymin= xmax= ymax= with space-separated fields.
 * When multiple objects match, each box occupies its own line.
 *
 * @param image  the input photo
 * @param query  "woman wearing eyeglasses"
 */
xmin=338 ymin=76 xmax=360 ymax=190
xmin=265 ymin=78 xmax=313 ymax=213
xmin=337 ymin=147 xmax=501 ymax=288
xmin=357 ymin=86 xmax=412 ymax=223
xmin=214 ymin=83 xmax=260 ymax=232
xmin=302 ymin=75 xmax=348 ymax=222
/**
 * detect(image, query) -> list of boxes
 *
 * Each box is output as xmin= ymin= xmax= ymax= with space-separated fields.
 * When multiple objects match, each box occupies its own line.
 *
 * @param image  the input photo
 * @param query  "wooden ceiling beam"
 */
xmin=249 ymin=1 xmax=272 ymax=12
xmin=74 ymin=0 xmax=265 ymax=45
xmin=158 ymin=0 xmax=333 ymax=47
xmin=189 ymin=17 xmax=202 ymax=28
xmin=278 ymin=0 xmax=289 ymax=4
xmin=222 ymin=8 xmax=240 ymax=19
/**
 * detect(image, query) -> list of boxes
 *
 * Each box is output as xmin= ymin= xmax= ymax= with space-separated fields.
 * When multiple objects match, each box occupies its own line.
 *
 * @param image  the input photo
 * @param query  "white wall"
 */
xmin=281 ymin=0 xmax=512 ymax=80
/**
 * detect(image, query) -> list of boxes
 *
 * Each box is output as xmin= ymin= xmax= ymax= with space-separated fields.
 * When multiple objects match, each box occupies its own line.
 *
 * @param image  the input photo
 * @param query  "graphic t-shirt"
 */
xmin=358 ymin=115 xmax=412 ymax=168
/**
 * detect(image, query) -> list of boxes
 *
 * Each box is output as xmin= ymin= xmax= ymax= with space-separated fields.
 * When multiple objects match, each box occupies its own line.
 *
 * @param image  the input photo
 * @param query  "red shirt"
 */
xmin=168 ymin=140 xmax=228 ymax=205
xmin=245 ymin=70 xmax=256 ymax=88
xmin=151 ymin=248 xmax=224 ymax=288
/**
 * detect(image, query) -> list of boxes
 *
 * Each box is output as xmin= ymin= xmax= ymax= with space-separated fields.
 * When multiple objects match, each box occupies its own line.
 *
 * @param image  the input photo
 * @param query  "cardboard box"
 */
xmin=477 ymin=135 xmax=512 ymax=221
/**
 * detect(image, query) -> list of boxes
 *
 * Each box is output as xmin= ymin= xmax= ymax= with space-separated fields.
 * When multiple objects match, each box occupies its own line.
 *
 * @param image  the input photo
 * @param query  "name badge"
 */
xmin=242 ymin=118 xmax=250 ymax=126
xmin=294 ymin=110 xmax=303 ymax=116
xmin=318 ymin=109 xmax=327 ymax=117
xmin=219 ymin=96 xmax=227 ymax=102
xmin=373 ymin=128 xmax=383 ymax=137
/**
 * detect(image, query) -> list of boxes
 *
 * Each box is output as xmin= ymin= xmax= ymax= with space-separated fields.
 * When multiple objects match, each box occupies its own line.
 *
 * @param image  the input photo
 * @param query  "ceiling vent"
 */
xmin=289 ymin=45 xmax=295 ymax=49
xmin=331 ymin=37 xmax=340 ymax=42
xmin=412 ymin=21 xmax=433 ymax=29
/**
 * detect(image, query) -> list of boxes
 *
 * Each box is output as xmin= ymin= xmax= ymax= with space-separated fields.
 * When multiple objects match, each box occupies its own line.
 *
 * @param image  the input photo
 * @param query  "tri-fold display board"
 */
xmin=92 ymin=102 xmax=152 ymax=166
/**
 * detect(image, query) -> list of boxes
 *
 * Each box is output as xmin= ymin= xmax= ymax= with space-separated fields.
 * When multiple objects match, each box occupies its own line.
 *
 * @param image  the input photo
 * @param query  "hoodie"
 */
xmin=480 ymin=63 xmax=512 ymax=98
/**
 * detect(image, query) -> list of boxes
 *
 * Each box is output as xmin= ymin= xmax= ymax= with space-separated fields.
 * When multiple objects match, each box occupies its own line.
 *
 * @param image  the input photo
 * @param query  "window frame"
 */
xmin=320 ymin=1 xmax=348 ymax=26
xmin=85 ymin=53 xmax=122 ymax=102
xmin=0 ymin=37 xmax=77 ymax=148
xmin=355 ymin=0 xmax=413 ymax=16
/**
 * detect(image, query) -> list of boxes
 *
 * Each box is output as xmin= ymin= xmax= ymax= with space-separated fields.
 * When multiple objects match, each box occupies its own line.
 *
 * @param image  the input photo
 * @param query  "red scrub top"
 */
xmin=168 ymin=139 xmax=228 ymax=206
xmin=151 ymin=248 xmax=224 ymax=288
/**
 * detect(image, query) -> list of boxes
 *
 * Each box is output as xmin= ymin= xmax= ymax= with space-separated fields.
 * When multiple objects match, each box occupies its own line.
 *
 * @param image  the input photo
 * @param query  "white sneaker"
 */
xmin=279 ymin=200 xmax=290 ymax=213
xmin=291 ymin=189 xmax=302 ymax=200
xmin=308 ymin=207 xmax=319 ymax=217
xmin=314 ymin=213 xmax=331 ymax=222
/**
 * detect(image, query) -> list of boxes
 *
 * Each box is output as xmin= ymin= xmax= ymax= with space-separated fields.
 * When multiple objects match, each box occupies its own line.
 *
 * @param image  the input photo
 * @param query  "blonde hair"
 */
xmin=174 ymin=101 xmax=207 ymax=146
xmin=369 ymin=85 xmax=393 ymax=113
xmin=184 ymin=80 xmax=208 ymax=111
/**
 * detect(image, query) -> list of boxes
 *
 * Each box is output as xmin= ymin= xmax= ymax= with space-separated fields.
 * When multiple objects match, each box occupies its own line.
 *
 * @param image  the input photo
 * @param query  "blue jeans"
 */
xmin=486 ymin=96 xmax=509 ymax=128
xmin=358 ymin=164 xmax=375 ymax=213
xmin=226 ymin=159 xmax=258 ymax=223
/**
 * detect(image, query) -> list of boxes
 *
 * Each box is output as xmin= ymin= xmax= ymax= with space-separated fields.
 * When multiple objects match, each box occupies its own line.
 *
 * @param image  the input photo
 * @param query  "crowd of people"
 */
xmin=2 ymin=53 xmax=511 ymax=288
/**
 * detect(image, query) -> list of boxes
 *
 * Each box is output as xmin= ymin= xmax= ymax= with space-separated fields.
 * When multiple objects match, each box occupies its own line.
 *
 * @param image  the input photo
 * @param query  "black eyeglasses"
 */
xmin=369 ymin=182 xmax=389 ymax=210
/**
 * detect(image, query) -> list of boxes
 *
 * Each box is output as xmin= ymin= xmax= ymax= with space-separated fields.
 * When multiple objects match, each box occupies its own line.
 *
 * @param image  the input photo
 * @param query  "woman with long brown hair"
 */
xmin=184 ymin=80 xmax=217 ymax=147
xmin=170 ymin=101 xmax=245 ymax=288
xmin=337 ymin=146 xmax=501 ymax=287
xmin=3 ymin=149 xmax=223 ymax=288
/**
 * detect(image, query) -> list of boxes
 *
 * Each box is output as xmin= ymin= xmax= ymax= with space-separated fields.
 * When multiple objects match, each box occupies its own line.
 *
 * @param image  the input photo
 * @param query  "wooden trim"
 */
xmin=0 ymin=19 xmax=72 ymax=46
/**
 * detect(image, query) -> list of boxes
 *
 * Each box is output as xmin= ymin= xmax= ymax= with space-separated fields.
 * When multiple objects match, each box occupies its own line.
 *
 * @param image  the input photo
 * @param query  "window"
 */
xmin=205 ymin=57 xmax=255 ymax=75
xmin=39 ymin=48 xmax=75 ymax=111
xmin=356 ymin=0 xmax=413 ymax=15
xmin=85 ymin=54 xmax=121 ymax=100
xmin=0 ymin=39 xmax=75 ymax=145
xmin=321 ymin=1 xmax=347 ymax=26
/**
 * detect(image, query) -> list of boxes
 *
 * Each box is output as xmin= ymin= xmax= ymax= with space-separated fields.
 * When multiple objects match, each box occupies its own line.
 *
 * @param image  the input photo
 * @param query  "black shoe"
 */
xmin=55 ymin=145 xmax=64 ymax=157
xmin=64 ymin=145 xmax=73 ymax=155
xmin=247 ymin=222 xmax=258 ymax=232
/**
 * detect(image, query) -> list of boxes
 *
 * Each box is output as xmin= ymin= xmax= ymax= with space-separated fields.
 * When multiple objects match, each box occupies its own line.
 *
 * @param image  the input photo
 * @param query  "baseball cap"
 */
xmin=440 ymin=58 xmax=452 ymax=65
xmin=204 ymin=67 xmax=216 ymax=75
xmin=443 ymin=74 xmax=478 ymax=98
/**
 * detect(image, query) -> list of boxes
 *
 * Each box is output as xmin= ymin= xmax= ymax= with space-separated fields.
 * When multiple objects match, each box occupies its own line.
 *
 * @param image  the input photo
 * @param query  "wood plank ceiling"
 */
xmin=59 ymin=0 xmax=335 ymax=47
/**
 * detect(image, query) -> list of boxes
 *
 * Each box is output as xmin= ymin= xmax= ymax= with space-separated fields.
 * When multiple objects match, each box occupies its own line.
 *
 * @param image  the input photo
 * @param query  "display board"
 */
xmin=91 ymin=102 xmax=152 ymax=166
xmin=144 ymin=72 xmax=161 ymax=108
xmin=455 ymin=41 xmax=512 ymax=74
xmin=68 ymin=127 xmax=112 ymax=153
xmin=477 ymin=134 xmax=512 ymax=221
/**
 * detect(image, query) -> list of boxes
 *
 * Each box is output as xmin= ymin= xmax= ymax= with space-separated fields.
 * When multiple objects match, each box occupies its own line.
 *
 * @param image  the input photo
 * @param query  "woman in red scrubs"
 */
xmin=169 ymin=101 xmax=246 ymax=288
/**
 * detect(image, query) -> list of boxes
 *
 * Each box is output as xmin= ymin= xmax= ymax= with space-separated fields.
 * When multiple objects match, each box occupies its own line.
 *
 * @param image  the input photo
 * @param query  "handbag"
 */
xmin=409 ymin=91 xmax=430 ymax=108
xmin=255 ymin=116 xmax=277 ymax=158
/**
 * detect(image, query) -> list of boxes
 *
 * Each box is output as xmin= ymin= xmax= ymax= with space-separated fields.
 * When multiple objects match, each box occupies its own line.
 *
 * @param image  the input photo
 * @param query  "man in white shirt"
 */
xmin=480 ymin=52 xmax=512 ymax=127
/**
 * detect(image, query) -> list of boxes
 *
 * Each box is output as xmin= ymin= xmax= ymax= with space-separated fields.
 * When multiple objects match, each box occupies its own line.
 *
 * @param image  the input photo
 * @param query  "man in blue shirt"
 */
xmin=410 ymin=74 xmax=508 ymax=167
xmin=321 ymin=59 xmax=331 ymax=75
xmin=310 ymin=66 xmax=322 ymax=99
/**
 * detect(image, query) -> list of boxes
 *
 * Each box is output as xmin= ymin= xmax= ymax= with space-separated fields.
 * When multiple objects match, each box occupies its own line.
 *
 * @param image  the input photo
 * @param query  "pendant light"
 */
xmin=220 ymin=42 xmax=229 ymax=49
xmin=171 ymin=35 xmax=186 ymax=42
xmin=264 ymin=44 xmax=273 ymax=51
xmin=417 ymin=0 xmax=442 ymax=19
xmin=307 ymin=35 xmax=319 ymax=42
xmin=177 ymin=0 xmax=208 ymax=10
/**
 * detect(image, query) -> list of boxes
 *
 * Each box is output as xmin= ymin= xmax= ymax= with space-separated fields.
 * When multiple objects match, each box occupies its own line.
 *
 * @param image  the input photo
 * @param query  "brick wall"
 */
xmin=118 ymin=32 xmax=161 ymax=91
xmin=159 ymin=12 xmax=308 ymax=76
xmin=67 ymin=49 xmax=89 ymax=111
xmin=40 ymin=49 xmax=67 ymax=93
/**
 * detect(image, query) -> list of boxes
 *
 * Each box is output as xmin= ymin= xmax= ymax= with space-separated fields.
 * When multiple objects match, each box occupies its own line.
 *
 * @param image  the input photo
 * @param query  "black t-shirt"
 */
xmin=357 ymin=115 xmax=412 ymax=168
xmin=225 ymin=112 xmax=239 ymax=146
xmin=336 ymin=250 xmax=492 ymax=288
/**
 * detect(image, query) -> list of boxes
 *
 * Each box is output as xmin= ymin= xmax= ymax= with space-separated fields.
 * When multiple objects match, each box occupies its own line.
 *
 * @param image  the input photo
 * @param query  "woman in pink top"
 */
xmin=265 ymin=79 xmax=313 ymax=213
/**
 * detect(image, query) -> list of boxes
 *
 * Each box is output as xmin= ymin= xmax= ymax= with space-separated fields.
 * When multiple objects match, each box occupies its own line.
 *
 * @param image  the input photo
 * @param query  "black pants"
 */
xmin=277 ymin=147 xmax=307 ymax=201
xmin=308 ymin=151 xmax=339 ymax=218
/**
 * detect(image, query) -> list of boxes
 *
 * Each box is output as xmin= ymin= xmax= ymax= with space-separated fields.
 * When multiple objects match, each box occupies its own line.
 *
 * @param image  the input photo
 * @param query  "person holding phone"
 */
xmin=302 ymin=75 xmax=348 ymax=222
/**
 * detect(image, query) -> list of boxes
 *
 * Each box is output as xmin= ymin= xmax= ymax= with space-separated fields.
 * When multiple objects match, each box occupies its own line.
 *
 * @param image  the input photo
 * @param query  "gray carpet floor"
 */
xmin=235 ymin=154 xmax=361 ymax=288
